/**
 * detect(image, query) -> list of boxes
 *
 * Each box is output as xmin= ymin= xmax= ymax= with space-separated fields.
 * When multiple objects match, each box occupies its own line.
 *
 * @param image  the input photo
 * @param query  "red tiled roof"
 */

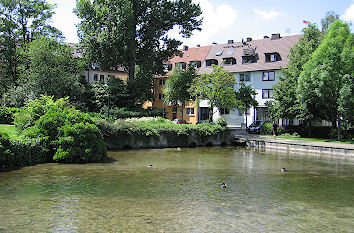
xmin=198 ymin=34 xmax=302 ymax=74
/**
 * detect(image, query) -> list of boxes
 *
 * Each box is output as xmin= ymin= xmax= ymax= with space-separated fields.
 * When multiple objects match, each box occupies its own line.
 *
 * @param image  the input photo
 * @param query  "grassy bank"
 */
xmin=264 ymin=135 xmax=354 ymax=144
xmin=0 ymin=124 xmax=18 ymax=139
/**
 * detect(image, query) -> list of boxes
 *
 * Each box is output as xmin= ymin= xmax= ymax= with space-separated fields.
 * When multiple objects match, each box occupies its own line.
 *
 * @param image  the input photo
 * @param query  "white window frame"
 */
xmin=262 ymin=89 xmax=273 ymax=99
xmin=262 ymin=71 xmax=275 ymax=81
xmin=186 ymin=108 xmax=195 ymax=116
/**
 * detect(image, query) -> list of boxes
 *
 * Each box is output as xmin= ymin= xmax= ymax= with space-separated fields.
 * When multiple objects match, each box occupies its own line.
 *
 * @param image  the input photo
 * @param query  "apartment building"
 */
xmin=148 ymin=45 xmax=212 ymax=124
xmin=64 ymin=42 xmax=128 ymax=84
xmin=198 ymin=34 xmax=301 ymax=127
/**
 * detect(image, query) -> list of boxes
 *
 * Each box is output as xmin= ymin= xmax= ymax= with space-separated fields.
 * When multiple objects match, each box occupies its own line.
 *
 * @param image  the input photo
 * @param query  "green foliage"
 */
xmin=13 ymin=96 xmax=107 ymax=163
xmin=271 ymin=23 xmax=323 ymax=120
xmin=260 ymin=122 xmax=273 ymax=135
xmin=217 ymin=118 xmax=227 ymax=127
xmin=97 ymin=117 xmax=227 ymax=139
xmin=0 ymin=0 xmax=62 ymax=97
xmin=164 ymin=66 xmax=196 ymax=117
xmin=53 ymin=122 xmax=107 ymax=163
xmin=321 ymin=11 xmax=340 ymax=32
xmin=0 ymin=131 xmax=46 ymax=171
xmin=298 ymin=20 xmax=354 ymax=134
xmin=107 ymin=107 xmax=163 ymax=119
xmin=0 ymin=107 xmax=13 ymax=124
xmin=75 ymin=0 xmax=202 ymax=82
xmin=190 ymin=65 xmax=242 ymax=121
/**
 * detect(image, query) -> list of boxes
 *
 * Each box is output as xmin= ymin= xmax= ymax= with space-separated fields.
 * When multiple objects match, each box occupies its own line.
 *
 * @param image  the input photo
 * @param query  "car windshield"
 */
xmin=251 ymin=121 xmax=262 ymax=126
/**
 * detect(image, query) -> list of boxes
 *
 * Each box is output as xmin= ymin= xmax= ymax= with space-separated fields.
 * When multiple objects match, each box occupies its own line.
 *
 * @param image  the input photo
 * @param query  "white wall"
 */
xmin=214 ymin=70 xmax=280 ymax=127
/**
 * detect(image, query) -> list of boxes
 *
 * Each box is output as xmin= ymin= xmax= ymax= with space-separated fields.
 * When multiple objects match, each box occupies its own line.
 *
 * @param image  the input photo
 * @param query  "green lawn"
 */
xmin=0 ymin=124 xmax=19 ymax=139
xmin=264 ymin=135 xmax=354 ymax=144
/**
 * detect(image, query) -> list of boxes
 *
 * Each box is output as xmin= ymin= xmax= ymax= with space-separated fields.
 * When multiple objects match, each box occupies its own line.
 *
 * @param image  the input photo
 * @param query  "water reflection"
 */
xmin=0 ymin=147 xmax=353 ymax=232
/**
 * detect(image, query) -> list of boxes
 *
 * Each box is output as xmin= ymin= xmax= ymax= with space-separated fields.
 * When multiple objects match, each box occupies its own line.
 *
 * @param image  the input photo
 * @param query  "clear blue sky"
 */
xmin=48 ymin=0 xmax=354 ymax=47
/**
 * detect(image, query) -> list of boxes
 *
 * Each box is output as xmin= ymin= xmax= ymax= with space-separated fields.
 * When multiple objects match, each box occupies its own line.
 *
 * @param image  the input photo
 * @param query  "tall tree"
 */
xmin=271 ymin=23 xmax=323 ymax=121
xmin=18 ymin=38 xmax=84 ymax=103
xmin=164 ymin=66 xmax=196 ymax=118
xmin=0 ymin=0 xmax=62 ymax=97
xmin=321 ymin=11 xmax=340 ymax=32
xmin=297 ymin=20 xmax=354 ymax=139
xmin=75 ymin=0 xmax=202 ymax=83
xmin=190 ymin=65 xmax=242 ymax=122
xmin=235 ymin=83 xmax=258 ymax=129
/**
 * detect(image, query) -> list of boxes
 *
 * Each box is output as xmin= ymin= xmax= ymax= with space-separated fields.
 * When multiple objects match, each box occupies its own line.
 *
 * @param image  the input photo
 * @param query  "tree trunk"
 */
xmin=337 ymin=118 xmax=341 ymax=140
xmin=127 ymin=1 xmax=138 ymax=84
xmin=181 ymin=103 xmax=184 ymax=119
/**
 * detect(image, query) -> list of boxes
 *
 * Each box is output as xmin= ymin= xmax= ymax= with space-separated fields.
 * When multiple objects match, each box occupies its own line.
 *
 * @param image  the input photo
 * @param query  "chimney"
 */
xmin=264 ymin=35 xmax=269 ymax=39
xmin=212 ymin=42 xmax=217 ymax=45
xmin=228 ymin=40 xmax=234 ymax=44
xmin=196 ymin=44 xmax=200 ymax=47
xmin=246 ymin=37 xmax=252 ymax=42
xmin=271 ymin=33 xmax=281 ymax=40
xmin=183 ymin=45 xmax=189 ymax=51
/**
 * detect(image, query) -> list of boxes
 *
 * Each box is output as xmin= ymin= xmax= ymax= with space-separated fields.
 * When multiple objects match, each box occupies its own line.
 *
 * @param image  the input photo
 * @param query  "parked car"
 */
xmin=173 ymin=119 xmax=188 ymax=124
xmin=247 ymin=121 xmax=265 ymax=134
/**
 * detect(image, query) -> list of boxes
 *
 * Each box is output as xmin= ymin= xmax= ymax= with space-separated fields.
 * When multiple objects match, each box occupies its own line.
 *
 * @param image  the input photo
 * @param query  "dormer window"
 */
xmin=175 ymin=62 xmax=186 ymax=69
xmin=163 ymin=64 xmax=172 ymax=72
xmin=189 ymin=60 xmax=201 ymax=68
xmin=223 ymin=57 xmax=236 ymax=65
xmin=206 ymin=59 xmax=218 ymax=66
xmin=242 ymin=55 xmax=257 ymax=64
xmin=265 ymin=53 xmax=282 ymax=62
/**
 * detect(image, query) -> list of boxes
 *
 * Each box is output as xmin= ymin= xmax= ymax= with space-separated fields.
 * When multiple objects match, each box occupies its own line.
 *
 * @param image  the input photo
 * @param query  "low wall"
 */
xmin=105 ymin=131 xmax=234 ymax=150
xmin=246 ymin=139 xmax=354 ymax=157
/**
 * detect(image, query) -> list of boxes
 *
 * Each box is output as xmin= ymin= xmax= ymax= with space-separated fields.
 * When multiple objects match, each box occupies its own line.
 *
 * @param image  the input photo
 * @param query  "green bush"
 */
xmin=0 ymin=131 xmax=46 ymax=171
xmin=106 ymin=107 xmax=163 ymax=119
xmin=217 ymin=118 xmax=227 ymax=127
xmin=260 ymin=122 xmax=273 ymax=135
xmin=53 ymin=122 xmax=107 ymax=163
xmin=0 ymin=107 xmax=13 ymax=124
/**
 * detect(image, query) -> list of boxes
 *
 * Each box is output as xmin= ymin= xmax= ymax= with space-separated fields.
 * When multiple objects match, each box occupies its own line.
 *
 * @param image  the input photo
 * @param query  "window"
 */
xmin=216 ymin=50 xmax=223 ymax=56
xmin=100 ymin=74 xmax=105 ymax=81
xmin=223 ymin=57 xmax=236 ymax=65
xmin=265 ymin=53 xmax=282 ymax=62
xmin=159 ymin=79 xmax=166 ymax=86
xmin=220 ymin=108 xmax=229 ymax=115
xmin=262 ymin=89 xmax=273 ymax=99
xmin=238 ymin=109 xmax=249 ymax=116
xmin=186 ymin=108 xmax=195 ymax=115
xmin=227 ymin=49 xmax=234 ymax=55
xmin=242 ymin=55 xmax=257 ymax=64
xmin=239 ymin=73 xmax=251 ymax=82
xmin=93 ymin=74 xmax=98 ymax=82
xmin=163 ymin=64 xmax=172 ymax=71
xmin=175 ymin=62 xmax=186 ymax=69
xmin=206 ymin=59 xmax=218 ymax=66
xmin=189 ymin=61 xmax=201 ymax=68
xmin=158 ymin=93 xmax=164 ymax=100
xmin=172 ymin=106 xmax=177 ymax=113
xmin=262 ymin=71 xmax=275 ymax=81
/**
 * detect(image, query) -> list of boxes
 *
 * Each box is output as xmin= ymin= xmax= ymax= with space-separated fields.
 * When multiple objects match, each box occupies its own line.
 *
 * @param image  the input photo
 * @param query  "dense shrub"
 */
xmin=53 ymin=122 xmax=107 ymax=163
xmin=260 ymin=122 xmax=273 ymax=135
xmin=15 ymin=96 xmax=107 ymax=163
xmin=0 ymin=131 xmax=46 ymax=171
xmin=217 ymin=118 xmax=227 ymax=127
xmin=0 ymin=107 xmax=13 ymax=124
xmin=106 ymin=107 xmax=163 ymax=119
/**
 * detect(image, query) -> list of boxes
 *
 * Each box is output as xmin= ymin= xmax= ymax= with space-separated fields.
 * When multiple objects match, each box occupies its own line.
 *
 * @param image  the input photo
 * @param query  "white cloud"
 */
xmin=254 ymin=8 xmax=283 ymax=20
xmin=169 ymin=0 xmax=238 ymax=46
xmin=341 ymin=4 xmax=354 ymax=22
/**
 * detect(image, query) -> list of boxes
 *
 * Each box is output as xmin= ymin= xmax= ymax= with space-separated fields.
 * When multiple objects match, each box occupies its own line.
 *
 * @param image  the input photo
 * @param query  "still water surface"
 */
xmin=1 ymin=147 xmax=354 ymax=232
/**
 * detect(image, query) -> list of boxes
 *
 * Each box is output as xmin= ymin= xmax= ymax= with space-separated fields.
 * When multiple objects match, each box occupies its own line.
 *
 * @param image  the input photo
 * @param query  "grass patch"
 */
xmin=0 ymin=124 xmax=19 ymax=139
xmin=264 ymin=135 xmax=354 ymax=144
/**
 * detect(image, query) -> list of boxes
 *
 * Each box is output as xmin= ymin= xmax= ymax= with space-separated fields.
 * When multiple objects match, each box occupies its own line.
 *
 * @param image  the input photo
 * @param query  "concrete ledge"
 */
xmin=246 ymin=139 xmax=354 ymax=157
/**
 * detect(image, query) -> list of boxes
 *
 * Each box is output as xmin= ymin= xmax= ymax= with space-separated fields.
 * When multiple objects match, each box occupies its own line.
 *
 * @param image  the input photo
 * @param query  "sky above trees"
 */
xmin=48 ymin=0 xmax=353 ymax=46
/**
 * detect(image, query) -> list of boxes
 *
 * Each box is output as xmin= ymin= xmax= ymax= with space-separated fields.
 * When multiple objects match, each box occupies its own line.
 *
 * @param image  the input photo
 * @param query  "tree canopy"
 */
xmin=271 ymin=23 xmax=323 ymax=120
xmin=164 ymin=66 xmax=196 ymax=118
xmin=297 ymin=20 xmax=354 ymax=138
xmin=75 ymin=0 xmax=202 ymax=83
xmin=190 ymin=65 xmax=242 ymax=121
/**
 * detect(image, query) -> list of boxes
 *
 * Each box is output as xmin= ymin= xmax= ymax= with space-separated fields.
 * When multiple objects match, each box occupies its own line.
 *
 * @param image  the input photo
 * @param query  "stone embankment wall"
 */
xmin=105 ymin=131 xmax=234 ymax=150
xmin=246 ymin=139 xmax=354 ymax=157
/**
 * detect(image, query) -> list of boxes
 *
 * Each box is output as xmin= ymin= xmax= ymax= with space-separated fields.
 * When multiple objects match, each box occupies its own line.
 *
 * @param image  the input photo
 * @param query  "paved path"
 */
xmin=232 ymin=129 xmax=354 ymax=150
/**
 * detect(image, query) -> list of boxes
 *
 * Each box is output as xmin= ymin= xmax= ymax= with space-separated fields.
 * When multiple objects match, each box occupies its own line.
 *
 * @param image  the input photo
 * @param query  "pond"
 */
xmin=0 ymin=147 xmax=353 ymax=232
